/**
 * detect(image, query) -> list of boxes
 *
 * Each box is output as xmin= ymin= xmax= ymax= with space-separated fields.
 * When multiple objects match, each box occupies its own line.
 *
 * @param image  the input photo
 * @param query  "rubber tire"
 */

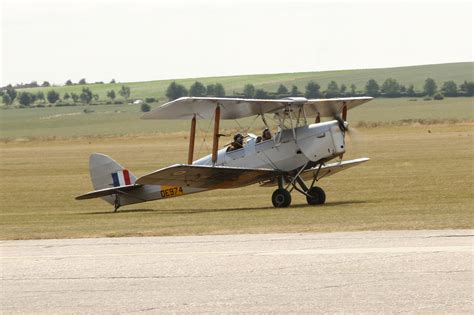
xmin=272 ymin=189 xmax=292 ymax=208
xmin=306 ymin=186 xmax=326 ymax=205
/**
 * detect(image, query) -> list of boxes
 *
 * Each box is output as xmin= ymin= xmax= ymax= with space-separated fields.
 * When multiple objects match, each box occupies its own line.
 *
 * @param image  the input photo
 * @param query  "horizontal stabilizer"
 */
xmin=76 ymin=184 xmax=141 ymax=200
xmin=301 ymin=158 xmax=370 ymax=181
xmin=136 ymin=164 xmax=281 ymax=189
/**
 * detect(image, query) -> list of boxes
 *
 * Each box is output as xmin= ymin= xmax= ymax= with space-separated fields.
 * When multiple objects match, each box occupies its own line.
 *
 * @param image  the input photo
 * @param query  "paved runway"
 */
xmin=1 ymin=230 xmax=473 ymax=313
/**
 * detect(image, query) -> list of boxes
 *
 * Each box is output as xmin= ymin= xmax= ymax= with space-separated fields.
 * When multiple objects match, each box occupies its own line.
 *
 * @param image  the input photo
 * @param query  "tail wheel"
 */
xmin=272 ymin=189 xmax=292 ymax=208
xmin=306 ymin=187 xmax=326 ymax=205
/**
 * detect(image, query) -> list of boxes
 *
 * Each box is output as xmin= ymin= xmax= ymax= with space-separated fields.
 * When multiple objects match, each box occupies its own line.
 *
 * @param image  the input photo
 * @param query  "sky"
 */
xmin=1 ymin=0 xmax=472 ymax=86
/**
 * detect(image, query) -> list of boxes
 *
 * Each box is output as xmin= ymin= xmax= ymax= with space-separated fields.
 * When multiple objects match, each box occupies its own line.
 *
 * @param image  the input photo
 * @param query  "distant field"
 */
xmin=1 ymin=97 xmax=473 ymax=139
xmin=0 ymin=123 xmax=472 ymax=239
xmin=12 ymin=62 xmax=474 ymax=101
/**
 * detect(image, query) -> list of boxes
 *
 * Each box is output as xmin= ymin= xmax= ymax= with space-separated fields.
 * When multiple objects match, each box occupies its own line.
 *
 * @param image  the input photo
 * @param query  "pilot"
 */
xmin=257 ymin=128 xmax=272 ymax=143
xmin=227 ymin=133 xmax=244 ymax=152
xmin=262 ymin=128 xmax=272 ymax=141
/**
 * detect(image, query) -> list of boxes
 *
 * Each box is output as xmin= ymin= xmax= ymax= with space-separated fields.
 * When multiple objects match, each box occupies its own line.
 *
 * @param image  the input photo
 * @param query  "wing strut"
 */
xmin=187 ymin=114 xmax=196 ymax=164
xmin=211 ymin=104 xmax=221 ymax=165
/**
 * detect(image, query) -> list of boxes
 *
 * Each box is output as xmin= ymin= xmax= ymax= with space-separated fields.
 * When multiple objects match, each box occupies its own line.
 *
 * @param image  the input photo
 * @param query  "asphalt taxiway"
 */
xmin=1 ymin=230 xmax=473 ymax=313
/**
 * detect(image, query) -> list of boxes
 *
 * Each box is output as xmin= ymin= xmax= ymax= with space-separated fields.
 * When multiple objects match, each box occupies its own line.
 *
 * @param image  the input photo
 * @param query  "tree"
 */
xmin=36 ymin=91 xmax=45 ymax=102
xmin=79 ymin=78 xmax=87 ymax=85
xmin=423 ymin=78 xmax=437 ymax=96
xmin=206 ymin=84 xmax=216 ymax=96
xmin=141 ymin=103 xmax=151 ymax=112
xmin=243 ymin=84 xmax=256 ymax=98
xmin=441 ymin=81 xmax=458 ymax=97
xmin=277 ymin=84 xmax=288 ymax=96
xmin=2 ymin=94 xmax=12 ymax=105
xmin=110 ymin=79 xmax=116 ymax=84
xmin=119 ymin=85 xmax=131 ymax=101
xmin=324 ymin=81 xmax=340 ymax=98
xmin=365 ymin=79 xmax=379 ymax=96
xmin=106 ymin=90 xmax=116 ymax=101
xmin=460 ymin=81 xmax=474 ymax=96
xmin=47 ymin=90 xmax=60 ymax=104
xmin=407 ymin=84 xmax=416 ymax=97
xmin=5 ymin=88 xmax=17 ymax=104
xmin=18 ymin=92 xmax=33 ymax=106
xmin=381 ymin=78 xmax=401 ymax=97
xmin=80 ymin=88 xmax=93 ymax=104
xmin=42 ymin=81 xmax=51 ymax=87
xmin=305 ymin=81 xmax=321 ymax=98
xmin=165 ymin=81 xmax=188 ymax=100
xmin=93 ymin=94 xmax=99 ymax=102
xmin=339 ymin=84 xmax=347 ymax=95
xmin=189 ymin=81 xmax=207 ymax=97
xmin=215 ymin=83 xmax=225 ymax=97
xmin=65 ymin=80 xmax=73 ymax=86
xmin=64 ymin=92 xmax=71 ymax=101
xmin=350 ymin=84 xmax=357 ymax=95
xmin=71 ymin=93 xmax=79 ymax=103
xmin=254 ymin=89 xmax=269 ymax=99
xmin=290 ymin=85 xmax=300 ymax=97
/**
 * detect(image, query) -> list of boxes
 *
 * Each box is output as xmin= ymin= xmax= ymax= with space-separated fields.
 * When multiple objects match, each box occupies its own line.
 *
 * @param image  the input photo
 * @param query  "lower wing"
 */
xmin=136 ymin=164 xmax=282 ymax=189
xmin=301 ymin=158 xmax=370 ymax=181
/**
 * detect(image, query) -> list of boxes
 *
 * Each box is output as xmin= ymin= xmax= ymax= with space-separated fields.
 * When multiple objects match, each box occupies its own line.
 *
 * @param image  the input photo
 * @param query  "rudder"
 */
xmin=89 ymin=153 xmax=137 ymax=204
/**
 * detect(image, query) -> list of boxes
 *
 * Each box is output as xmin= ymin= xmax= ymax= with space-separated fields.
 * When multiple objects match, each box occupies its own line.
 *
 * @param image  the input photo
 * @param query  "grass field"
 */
xmin=1 ymin=63 xmax=473 ymax=240
xmin=1 ymin=123 xmax=472 ymax=240
xmin=12 ymin=62 xmax=474 ymax=101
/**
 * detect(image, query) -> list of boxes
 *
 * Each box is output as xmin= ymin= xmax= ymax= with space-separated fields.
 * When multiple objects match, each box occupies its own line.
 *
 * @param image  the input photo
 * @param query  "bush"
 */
xmin=145 ymin=97 xmax=156 ymax=103
xmin=141 ymin=103 xmax=151 ymax=112
xmin=423 ymin=97 xmax=432 ymax=101
xmin=433 ymin=93 xmax=444 ymax=100
xmin=83 ymin=108 xmax=94 ymax=113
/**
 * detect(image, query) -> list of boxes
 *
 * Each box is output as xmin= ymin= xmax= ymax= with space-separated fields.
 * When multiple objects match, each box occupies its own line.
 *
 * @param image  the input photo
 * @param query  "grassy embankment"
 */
xmin=12 ymin=62 xmax=474 ymax=101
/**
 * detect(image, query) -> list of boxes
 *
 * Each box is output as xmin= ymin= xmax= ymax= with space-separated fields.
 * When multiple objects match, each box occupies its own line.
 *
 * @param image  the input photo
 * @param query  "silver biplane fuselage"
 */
xmin=195 ymin=121 xmax=346 ymax=171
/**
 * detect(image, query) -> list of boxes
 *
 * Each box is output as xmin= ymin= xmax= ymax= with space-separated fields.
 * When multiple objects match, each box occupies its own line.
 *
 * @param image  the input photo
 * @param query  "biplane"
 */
xmin=76 ymin=96 xmax=373 ymax=211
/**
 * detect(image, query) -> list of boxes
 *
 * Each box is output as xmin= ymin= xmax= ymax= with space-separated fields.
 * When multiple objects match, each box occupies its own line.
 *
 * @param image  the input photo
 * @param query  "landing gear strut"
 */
xmin=270 ymin=167 xmax=327 ymax=208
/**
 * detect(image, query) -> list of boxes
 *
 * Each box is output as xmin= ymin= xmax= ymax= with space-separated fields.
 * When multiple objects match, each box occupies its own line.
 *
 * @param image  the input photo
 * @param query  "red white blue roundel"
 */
xmin=112 ymin=170 xmax=132 ymax=187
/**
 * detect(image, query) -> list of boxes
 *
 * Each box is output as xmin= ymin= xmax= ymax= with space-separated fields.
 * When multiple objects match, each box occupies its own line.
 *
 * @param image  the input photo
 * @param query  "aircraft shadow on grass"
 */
xmin=79 ymin=200 xmax=367 ymax=215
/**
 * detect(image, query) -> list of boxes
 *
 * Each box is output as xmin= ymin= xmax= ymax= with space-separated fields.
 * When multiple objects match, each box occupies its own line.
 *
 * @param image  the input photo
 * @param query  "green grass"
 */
xmin=0 ymin=124 xmax=472 ymax=240
xmin=12 ymin=62 xmax=474 ymax=101
xmin=1 ymin=97 xmax=473 ymax=139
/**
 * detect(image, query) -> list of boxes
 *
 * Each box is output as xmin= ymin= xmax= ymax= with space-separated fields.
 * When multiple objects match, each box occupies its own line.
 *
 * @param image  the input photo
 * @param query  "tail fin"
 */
xmin=89 ymin=153 xmax=137 ymax=191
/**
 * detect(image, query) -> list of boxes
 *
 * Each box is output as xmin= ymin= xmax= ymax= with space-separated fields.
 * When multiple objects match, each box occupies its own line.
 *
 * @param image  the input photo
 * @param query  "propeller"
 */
xmin=328 ymin=103 xmax=363 ymax=150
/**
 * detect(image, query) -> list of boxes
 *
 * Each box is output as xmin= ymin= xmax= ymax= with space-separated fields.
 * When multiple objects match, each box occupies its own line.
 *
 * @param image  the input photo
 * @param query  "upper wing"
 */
xmin=76 ymin=184 xmax=141 ymax=200
xmin=303 ymin=97 xmax=373 ymax=117
xmin=141 ymin=97 xmax=289 ymax=120
xmin=300 ymin=158 xmax=370 ymax=181
xmin=136 ymin=164 xmax=282 ymax=189
xmin=141 ymin=96 xmax=373 ymax=120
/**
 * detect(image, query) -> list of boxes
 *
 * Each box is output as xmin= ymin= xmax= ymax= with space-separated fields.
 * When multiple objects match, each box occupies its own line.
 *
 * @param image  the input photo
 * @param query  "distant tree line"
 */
xmin=1 ymin=85 xmax=132 ymax=107
xmin=166 ymin=81 xmax=226 ymax=100
xmin=164 ymin=78 xmax=474 ymax=101
xmin=1 ymin=78 xmax=117 ymax=91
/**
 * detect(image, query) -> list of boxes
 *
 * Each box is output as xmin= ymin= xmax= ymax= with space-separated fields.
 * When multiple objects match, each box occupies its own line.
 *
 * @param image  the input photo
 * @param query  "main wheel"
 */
xmin=306 ymin=187 xmax=326 ymax=205
xmin=272 ymin=189 xmax=292 ymax=208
